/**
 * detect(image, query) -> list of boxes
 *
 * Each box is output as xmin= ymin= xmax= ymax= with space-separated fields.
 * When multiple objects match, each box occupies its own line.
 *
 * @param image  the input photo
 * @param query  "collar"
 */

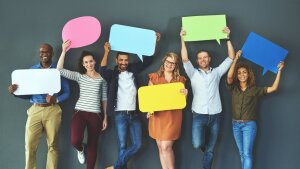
xmin=198 ymin=67 xmax=213 ymax=74
xmin=37 ymin=62 xmax=56 ymax=69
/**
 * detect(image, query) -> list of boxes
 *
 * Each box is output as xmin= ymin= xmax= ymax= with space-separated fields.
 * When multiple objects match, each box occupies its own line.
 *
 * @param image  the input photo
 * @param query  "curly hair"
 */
xmin=78 ymin=50 xmax=95 ymax=74
xmin=234 ymin=62 xmax=256 ymax=88
xmin=156 ymin=52 xmax=181 ymax=81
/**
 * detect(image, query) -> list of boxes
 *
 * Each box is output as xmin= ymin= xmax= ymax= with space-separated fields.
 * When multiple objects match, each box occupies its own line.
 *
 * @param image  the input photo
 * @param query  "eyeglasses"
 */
xmin=165 ymin=60 xmax=176 ymax=66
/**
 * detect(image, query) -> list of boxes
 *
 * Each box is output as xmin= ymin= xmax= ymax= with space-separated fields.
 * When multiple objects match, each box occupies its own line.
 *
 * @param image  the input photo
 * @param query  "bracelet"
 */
xmin=226 ymin=38 xmax=231 ymax=41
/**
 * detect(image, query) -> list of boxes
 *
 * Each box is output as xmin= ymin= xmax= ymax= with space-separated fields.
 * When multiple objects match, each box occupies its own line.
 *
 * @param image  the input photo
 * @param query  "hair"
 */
xmin=234 ymin=62 xmax=256 ymax=88
xmin=116 ymin=52 xmax=130 ymax=59
xmin=156 ymin=52 xmax=181 ymax=81
xmin=78 ymin=50 xmax=95 ymax=74
xmin=40 ymin=43 xmax=53 ymax=53
xmin=195 ymin=50 xmax=211 ymax=60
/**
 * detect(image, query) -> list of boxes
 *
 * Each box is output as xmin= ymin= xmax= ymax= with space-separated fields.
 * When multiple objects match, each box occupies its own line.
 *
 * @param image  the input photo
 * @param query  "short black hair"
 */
xmin=116 ymin=52 xmax=130 ymax=59
xmin=78 ymin=50 xmax=95 ymax=74
xmin=195 ymin=50 xmax=211 ymax=59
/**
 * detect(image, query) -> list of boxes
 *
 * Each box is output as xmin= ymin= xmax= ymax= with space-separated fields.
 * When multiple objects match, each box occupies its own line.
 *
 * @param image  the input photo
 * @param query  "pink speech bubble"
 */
xmin=62 ymin=16 xmax=101 ymax=50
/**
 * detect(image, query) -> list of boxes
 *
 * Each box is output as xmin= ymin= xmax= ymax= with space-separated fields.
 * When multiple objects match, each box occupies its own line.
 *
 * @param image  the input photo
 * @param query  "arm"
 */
xmin=227 ymin=50 xmax=241 ymax=85
xmin=267 ymin=62 xmax=285 ymax=93
xmin=56 ymin=77 xmax=70 ymax=103
xmin=223 ymin=27 xmax=235 ymax=60
xmin=101 ymin=79 xmax=108 ymax=130
xmin=101 ymin=42 xmax=110 ymax=67
xmin=180 ymin=29 xmax=189 ymax=63
xmin=57 ymin=40 xmax=71 ymax=70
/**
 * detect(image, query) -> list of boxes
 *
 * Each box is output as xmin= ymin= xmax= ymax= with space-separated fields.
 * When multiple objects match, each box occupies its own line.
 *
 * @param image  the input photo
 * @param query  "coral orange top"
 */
xmin=148 ymin=73 xmax=186 ymax=140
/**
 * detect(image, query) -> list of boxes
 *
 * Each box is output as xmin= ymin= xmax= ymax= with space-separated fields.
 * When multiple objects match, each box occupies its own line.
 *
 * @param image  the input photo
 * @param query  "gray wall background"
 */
xmin=1 ymin=0 xmax=299 ymax=169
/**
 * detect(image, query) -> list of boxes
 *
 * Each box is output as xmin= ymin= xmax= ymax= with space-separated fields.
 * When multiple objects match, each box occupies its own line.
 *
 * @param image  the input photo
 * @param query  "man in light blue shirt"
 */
xmin=180 ymin=27 xmax=235 ymax=169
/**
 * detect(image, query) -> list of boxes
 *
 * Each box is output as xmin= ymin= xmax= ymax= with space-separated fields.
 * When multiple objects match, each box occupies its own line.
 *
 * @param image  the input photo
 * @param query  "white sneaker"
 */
xmin=77 ymin=145 xmax=86 ymax=164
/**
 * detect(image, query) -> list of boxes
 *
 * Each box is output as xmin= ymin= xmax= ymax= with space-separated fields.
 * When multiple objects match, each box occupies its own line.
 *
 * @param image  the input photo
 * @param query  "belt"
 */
xmin=34 ymin=103 xmax=54 ymax=107
xmin=232 ymin=119 xmax=252 ymax=123
xmin=117 ymin=110 xmax=136 ymax=115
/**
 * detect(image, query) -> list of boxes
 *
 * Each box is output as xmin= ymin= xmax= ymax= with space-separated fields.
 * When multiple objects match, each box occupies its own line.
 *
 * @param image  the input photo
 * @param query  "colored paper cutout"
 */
xmin=11 ymin=69 xmax=61 ymax=95
xmin=62 ymin=16 xmax=101 ymax=51
xmin=241 ymin=32 xmax=288 ymax=75
xmin=182 ymin=15 xmax=227 ymax=44
xmin=138 ymin=83 xmax=186 ymax=113
xmin=109 ymin=24 xmax=156 ymax=61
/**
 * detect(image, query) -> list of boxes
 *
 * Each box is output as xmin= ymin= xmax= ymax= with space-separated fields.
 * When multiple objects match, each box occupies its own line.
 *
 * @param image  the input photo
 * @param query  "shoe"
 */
xmin=105 ymin=166 xmax=114 ymax=169
xmin=77 ymin=145 xmax=86 ymax=164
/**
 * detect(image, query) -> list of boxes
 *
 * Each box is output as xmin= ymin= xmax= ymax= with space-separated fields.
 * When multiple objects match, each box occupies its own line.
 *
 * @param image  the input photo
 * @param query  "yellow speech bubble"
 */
xmin=138 ymin=82 xmax=186 ymax=113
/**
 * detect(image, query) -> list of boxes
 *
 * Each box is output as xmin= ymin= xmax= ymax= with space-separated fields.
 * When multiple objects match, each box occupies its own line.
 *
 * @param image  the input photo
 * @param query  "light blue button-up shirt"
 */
xmin=183 ymin=57 xmax=233 ymax=115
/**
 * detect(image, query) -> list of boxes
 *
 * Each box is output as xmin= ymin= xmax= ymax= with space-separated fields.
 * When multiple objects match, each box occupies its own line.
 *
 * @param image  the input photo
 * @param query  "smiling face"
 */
xmin=116 ymin=54 xmax=129 ymax=72
xmin=164 ymin=56 xmax=176 ymax=72
xmin=39 ymin=44 xmax=53 ymax=65
xmin=237 ymin=67 xmax=249 ymax=84
xmin=82 ymin=55 xmax=96 ymax=71
xmin=196 ymin=51 xmax=211 ymax=70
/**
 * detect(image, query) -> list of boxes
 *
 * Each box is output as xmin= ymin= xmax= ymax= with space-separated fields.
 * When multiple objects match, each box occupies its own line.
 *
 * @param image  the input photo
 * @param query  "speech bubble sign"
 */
xmin=182 ymin=15 xmax=227 ymax=44
xmin=241 ymin=32 xmax=288 ymax=75
xmin=62 ymin=16 xmax=101 ymax=50
xmin=109 ymin=24 xmax=156 ymax=61
xmin=11 ymin=69 xmax=61 ymax=95
xmin=138 ymin=83 xmax=186 ymax=113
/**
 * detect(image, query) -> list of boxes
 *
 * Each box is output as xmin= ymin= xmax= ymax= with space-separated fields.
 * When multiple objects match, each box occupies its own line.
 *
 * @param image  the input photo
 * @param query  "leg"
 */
xmin=232 ymin=121 xmax=244 ymax=168
xmin=156 ymin=140 xmax=168 ymax=169
xmin=203 ymin=114 xmax=220 ymax=169
xmin=241 ymin=121 xmax=257 ymax=169
xmin=43 ymin=105 xmax=62 ymax=169
xmin=159 ymin=141 xmax=175 ymax=169
xmin=86 ymin=113 xmax=102 ymax=169
xmin=25 ymin=105 xmax=44 ymax=169
xmin=71 ymin=111 xmax=87 ymax=151
xmin=192 ymin=113 xmax=207 ymax=149
xmin=114 ymin=112 xmax=129 ymax=169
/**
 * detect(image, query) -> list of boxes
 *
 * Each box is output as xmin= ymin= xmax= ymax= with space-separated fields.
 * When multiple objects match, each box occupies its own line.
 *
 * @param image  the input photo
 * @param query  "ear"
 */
xmin=115 ymin=58 xmax=118 ymax=64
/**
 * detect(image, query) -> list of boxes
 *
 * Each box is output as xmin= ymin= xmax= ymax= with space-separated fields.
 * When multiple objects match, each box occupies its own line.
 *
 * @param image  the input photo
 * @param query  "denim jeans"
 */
xmin=232 ymin=120 xmax=257 ymax=169
xmin=114 ymin=111 xmax=142 ymax=169
xmin=192 ymin=113 xmax=221 ymax=169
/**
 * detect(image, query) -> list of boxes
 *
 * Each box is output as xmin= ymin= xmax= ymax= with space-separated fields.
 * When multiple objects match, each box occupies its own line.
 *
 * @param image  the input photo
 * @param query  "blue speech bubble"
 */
xmin=241 ymin=32 xmax=288 ymax=75
xmin=109 ymin=24 xmax=156 ymax=61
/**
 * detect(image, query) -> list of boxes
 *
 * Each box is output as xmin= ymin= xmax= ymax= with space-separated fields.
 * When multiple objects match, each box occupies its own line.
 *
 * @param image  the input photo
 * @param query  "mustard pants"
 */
xmin=25 ymin=104 xmax=62 ymax=169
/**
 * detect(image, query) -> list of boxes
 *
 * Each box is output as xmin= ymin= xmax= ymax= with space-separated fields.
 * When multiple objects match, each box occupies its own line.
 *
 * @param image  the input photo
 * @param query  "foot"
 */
xmin=77 ymin=145 xmax=86 ymax=164
xmin=105 ymin=166 xmax=114 ymax=169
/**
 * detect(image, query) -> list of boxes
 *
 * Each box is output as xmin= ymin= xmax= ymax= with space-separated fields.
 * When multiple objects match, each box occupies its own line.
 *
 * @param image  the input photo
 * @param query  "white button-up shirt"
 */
xmin=115 ymin=71 xmax=137 ymax=111
xmin=183 ymin=57 xmax=233 ymax=114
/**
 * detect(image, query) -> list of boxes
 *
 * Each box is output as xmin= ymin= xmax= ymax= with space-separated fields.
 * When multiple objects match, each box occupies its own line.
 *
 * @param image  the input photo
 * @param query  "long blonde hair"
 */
xmin=156 ymin=52 xmax=181 ymax=81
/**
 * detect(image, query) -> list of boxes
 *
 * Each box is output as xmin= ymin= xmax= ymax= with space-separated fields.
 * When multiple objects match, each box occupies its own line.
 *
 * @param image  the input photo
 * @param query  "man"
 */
xmin=180 ymin=27 xmax=235 ymax=169
xmin=100 ymin=33 xmax=160 ymax=169
xmin=8 ymin=43 xmax=70 ymax=169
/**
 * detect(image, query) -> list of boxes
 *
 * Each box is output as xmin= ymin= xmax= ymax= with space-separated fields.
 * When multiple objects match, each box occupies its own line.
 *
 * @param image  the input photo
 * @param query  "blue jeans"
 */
xmin=114 ymin=111 xmax=142 ymax=169
xmin=192 ymin=113 xmax=221 ymax=169
xmin=232 ymin=120 xmax=257 ymax=169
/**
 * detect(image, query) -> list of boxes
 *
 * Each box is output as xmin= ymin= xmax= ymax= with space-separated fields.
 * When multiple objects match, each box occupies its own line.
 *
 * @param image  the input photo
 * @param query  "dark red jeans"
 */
xmin=71 ymin=110 xmax=103 ymax=169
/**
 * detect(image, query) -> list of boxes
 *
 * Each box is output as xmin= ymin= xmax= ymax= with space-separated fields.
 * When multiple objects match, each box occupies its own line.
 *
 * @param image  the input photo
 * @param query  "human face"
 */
xmin=39 ymin=44 xmax=53 ymax=64
xmin=237 ymin=67 xmax=249 ymax=83
xmin=196 ymin=52 xmax=211 ymax=70
xmin=116 ymin=54 xmax=129 ymax=71
xmin=82 ymin=55 xmax=96 ymax=71
xmin=164 ymin=57 xmax=176 ymax=72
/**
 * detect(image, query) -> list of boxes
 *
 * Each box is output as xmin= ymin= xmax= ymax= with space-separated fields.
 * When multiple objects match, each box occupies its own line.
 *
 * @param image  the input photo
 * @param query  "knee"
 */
xmin=131 ymin=142 xmax=142 ymax=153
xmin=161 ymin=144 xmax=173 ymax=153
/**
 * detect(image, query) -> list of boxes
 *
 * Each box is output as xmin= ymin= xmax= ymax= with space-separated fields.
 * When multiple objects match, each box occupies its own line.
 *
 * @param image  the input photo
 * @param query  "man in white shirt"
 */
xmin=180 ymin=27 xmax=235 ymax=169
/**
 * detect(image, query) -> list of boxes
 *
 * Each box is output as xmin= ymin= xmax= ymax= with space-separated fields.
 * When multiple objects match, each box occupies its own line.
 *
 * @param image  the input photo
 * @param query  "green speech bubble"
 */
xmin=182 ymin=15 xmax=227 ymax=44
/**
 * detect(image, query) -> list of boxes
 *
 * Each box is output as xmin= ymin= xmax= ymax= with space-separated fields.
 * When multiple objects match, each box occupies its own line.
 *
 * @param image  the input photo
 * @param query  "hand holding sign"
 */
xmin=62 ymin=16 xmax=101 ymax=51
xmin=182 ymin=15 xmax=227 ymax=44
xmin=109 ymin=24 xmax=157 ymax=61
xmin=241 ymin=32 xmax=288 ymax=75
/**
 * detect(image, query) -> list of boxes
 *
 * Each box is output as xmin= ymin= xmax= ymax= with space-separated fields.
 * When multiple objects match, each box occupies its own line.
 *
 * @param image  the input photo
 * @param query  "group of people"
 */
xmin=8 ymin=27 xmax=285 ymax=169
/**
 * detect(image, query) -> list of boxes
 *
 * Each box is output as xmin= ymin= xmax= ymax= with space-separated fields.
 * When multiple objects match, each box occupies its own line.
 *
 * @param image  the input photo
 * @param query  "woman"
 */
xmin=57 ymin=40 xmax=107 ymax=169
xmin=226 ymin=50 xmax=285 ymax=169
xmin=147 ymin=52 xmax=187 ymax=169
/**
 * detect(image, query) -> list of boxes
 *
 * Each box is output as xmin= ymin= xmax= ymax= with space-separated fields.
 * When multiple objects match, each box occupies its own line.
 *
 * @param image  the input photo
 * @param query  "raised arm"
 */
xmin=180 ymin=29 xmax=189 ymax=63
xmin=57 ymin=40 xmax=71 ymax=70
xmin=227 ymin=50 xmax=241 ymax=85
xmin=101 ymin=42 xmax=110 ymax=67
xmin=267 ymin=62 xmax=285 ymax=93
xmin=223 ymin=27 xmax=235 ymax=60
